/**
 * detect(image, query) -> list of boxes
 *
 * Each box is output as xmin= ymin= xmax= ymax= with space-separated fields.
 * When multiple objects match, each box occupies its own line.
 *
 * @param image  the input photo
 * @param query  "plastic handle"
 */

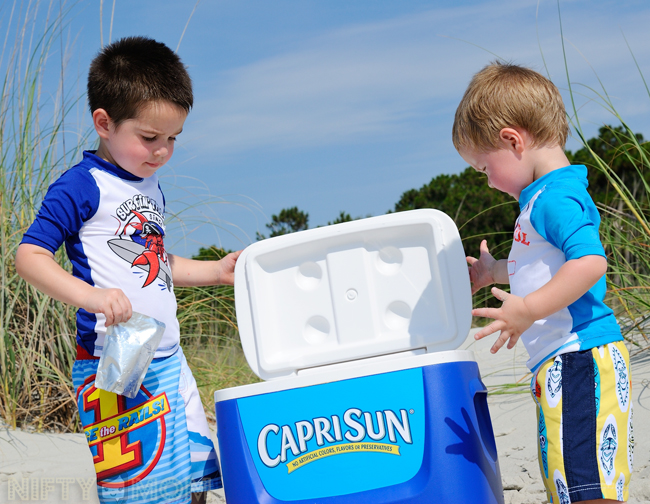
xmin=470 ymin=377 xmax=487 ymax=397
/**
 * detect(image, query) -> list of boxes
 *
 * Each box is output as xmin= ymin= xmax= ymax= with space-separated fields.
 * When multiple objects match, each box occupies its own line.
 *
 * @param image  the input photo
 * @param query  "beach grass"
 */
xmin=174 ymin=251 xmax=260 ymax=416
xmin=0 ymin=2 xmax=85 ymax=431
xmin=182 ymin=339 xmax=260 ymax=422
xmin=554 ymin=1 xmax=650 ymax=353
xmin=0 ymin=3 xmax=256 ymax=431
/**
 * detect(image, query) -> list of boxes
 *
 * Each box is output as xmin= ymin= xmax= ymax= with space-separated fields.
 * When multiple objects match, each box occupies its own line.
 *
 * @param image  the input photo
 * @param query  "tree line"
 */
xmin=237 ymin=126 xmax=646 ymax=256
xmin=190 ymin=124 xmax=648 ymax=313
xmin=195 ymin=125 xmax=647 ymax=268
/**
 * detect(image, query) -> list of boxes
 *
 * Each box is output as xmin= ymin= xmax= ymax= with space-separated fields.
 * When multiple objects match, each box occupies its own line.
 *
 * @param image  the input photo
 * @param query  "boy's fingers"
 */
xmin=471 ymin=307 xmax=499 ymax=319
xmin=474 ymin=320 xmax=503 ymax=340
xmin=491 ymin=327 xmax=519 ymax=353
xmin=466 ymin=256 xmax=478 ymax=266
xmin=115 ymin=307 xmax=128 ymax=324
xmin=474 ymin=327 xmax=492 ymax=340
xmin=491 ymin=330 xmax=511 ymax=353
xmin=490 ymin=341 xmax=504 ymax=354
xmin=492 ymin=329 xmax=523 ymax=353
xmin=491 ymin=287 xmax=508 ymax=302
xmin=112 ymin=305 xmax=124 ymax=325
xmin=121 ymin=296 xmax=133 ymax=322
xmin=506 ymin=334 xmax=520 ymax=349
xmin=104 ymin=308 xmax=115 ymax=327
xmin=479 ymin=240 xmax=490 ymax=255
xmin=102 ymin=290 xmax=131 ymax=325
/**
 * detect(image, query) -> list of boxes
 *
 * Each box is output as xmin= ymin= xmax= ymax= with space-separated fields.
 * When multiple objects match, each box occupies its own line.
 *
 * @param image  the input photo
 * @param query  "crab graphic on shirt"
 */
xmin=107 ymin=208 xmax=173 ymax=291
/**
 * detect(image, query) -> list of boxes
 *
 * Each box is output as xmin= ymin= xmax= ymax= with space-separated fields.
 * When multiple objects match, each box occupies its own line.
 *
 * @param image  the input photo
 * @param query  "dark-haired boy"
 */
xmin=16 ymin=36 xmax=238 ymax=504
xmin=453 ymin=62 xmax=633 ymax=504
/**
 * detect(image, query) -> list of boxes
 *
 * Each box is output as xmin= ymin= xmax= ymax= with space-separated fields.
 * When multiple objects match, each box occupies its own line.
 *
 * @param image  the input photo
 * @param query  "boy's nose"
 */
xmin=153 ymin=146 xmax=168 ymax=158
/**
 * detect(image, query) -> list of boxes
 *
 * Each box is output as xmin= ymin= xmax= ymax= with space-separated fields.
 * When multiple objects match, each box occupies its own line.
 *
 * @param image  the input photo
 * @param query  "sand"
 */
xmin=1 ymin=329 xmax=648 ymax=503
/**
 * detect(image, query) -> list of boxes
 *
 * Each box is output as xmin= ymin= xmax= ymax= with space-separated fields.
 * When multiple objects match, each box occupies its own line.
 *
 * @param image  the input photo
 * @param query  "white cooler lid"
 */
xmin=234 ymin=209 xmax=472 ymax=381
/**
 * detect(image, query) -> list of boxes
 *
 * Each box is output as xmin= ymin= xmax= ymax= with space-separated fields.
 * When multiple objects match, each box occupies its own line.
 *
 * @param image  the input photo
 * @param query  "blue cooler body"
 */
xmin=215 ymin=210 xmax=504 ymax=504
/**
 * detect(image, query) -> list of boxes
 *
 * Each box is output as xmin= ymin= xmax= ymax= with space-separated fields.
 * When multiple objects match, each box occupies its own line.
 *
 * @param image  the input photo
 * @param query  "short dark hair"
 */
xmin=88 ymin=36 xmax=193 ymax=126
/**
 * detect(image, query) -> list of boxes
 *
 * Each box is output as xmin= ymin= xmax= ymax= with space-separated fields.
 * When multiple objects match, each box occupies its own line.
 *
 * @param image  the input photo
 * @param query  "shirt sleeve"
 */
xmin=530 ymin=184 xmax=605 ymax=261
xmin=21 ymin=167 xmax=100 ymax=254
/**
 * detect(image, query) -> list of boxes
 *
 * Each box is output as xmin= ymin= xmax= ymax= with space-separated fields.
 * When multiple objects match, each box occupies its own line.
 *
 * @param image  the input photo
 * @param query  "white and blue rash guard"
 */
xmin=21 ymin=151 xmax=180 ymax=358
xmin=508 ymin=164 xmax=622 ymax=372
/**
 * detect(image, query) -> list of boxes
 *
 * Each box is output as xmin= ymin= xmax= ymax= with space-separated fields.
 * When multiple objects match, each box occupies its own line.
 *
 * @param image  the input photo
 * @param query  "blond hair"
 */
xmin=452 ymin=61 xmax=569 ymax=152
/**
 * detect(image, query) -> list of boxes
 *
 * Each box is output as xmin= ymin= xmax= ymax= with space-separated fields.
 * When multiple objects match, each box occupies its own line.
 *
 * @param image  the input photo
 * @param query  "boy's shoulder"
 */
xmin=526 ymin=164 xmax=605 ymax=258
xmin=52 ymin=151 xmax=151 ymax=199
xmin=48 ymin=156 xmax=98 ymax=196
xmin=71 ymin=151 xmax=142 ymax=180
xmin=529 ymin=165 xmax=597 ymax=215
xmin=541 ymin=164 xmax=588 ymax=191
xmin=51 ymin=151 xmax=104 ymax=188
xmin=523 ymin=164 xmax=592 ymax=209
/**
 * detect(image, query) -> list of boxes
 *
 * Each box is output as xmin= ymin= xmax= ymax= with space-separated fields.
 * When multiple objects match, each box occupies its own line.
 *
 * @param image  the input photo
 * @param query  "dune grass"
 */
xmin=0 ymin=4 xmax=256 ymax=431
xmin=182 ymin=339 xmax=259 ymax=422
xmin=555 ymin=1 xmax=650 ymax=353
xmin=0 ymin=3 xmax=84 ymax=431
xmin=174 ymin=257 xmax=260 ymax=416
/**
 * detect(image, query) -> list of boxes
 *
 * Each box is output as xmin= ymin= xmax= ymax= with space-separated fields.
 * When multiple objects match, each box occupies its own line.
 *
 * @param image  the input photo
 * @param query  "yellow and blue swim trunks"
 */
xmin=531 ymin=341 xmax=633 ymax=503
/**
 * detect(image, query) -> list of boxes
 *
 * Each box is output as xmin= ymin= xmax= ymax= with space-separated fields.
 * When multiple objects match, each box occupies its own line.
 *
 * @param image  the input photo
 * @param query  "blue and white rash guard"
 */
xmin=508 ymin=164 xmax=622 ymax=372
xmin=22 ymin=151 xmax=180 ymax=358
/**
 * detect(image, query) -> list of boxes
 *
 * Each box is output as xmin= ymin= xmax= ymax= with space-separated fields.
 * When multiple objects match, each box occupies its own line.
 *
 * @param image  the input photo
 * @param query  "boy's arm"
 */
xmin=168 ymin=250 xmax=242 ymax=287
xmin=466 ymin=240 xmax=509 ymax=294
xmin=15 ymin=243 xmax=132 ymax=326
xmin=473 ymin=254 xmax=607 ymax=354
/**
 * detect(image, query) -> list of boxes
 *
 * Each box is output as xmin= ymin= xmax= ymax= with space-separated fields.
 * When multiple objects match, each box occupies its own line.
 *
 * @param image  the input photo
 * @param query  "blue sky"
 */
xmin=9 ymin=0 xmax=650 ymax=255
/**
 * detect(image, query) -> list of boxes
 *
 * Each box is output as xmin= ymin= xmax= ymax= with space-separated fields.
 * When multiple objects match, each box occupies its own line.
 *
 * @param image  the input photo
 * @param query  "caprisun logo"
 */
xmin=257 ymin=407 xmax=413 ymax=473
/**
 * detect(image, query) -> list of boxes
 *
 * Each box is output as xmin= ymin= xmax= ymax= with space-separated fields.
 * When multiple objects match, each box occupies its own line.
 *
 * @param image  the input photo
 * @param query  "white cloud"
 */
xmin=186 ymin=0 xmax=650 ymax=155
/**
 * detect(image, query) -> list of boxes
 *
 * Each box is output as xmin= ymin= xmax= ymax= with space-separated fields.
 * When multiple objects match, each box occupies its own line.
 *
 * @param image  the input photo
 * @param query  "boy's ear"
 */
xmin=498 ymin=128 xmax=526 ymax=153
xmin=92 ymin=108 xmax=112 ymax=140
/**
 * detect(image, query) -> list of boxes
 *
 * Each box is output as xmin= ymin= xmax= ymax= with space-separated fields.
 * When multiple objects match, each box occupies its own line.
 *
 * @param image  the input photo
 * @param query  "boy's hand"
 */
xmin=169 ymin=250 xmax=243 ymax=287
xmin=472 ymin=287 xmax=535 ymax=354
xmin=216 ymin=250 xmax=242 ymax=286
xmin=84 ymin=287 xmax=133 ymax=326
xmin=466 ymin=240 xmax=497 ymax=294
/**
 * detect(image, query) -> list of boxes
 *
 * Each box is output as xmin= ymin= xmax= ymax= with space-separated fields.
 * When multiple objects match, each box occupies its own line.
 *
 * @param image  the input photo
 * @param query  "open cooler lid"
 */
xmin=234 ymin=209 xmax=472 ymax=381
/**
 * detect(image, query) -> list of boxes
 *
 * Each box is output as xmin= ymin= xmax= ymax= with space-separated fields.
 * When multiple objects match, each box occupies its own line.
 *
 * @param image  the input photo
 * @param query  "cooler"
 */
xmin=214 ymin=209 xmax=504 ymax=503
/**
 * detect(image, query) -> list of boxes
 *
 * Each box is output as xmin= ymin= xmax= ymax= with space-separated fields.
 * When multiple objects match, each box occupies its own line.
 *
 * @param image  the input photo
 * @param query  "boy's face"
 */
xmin=95 ymin=101 xmax=187 ymax=178
xmin=459 ymin=146 xmax=534 ymax=200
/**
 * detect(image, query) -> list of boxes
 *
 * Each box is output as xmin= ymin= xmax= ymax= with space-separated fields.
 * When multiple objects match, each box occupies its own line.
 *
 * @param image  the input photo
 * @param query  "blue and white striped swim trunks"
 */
xmin=73 ymin=346 xmax=222 ymax=504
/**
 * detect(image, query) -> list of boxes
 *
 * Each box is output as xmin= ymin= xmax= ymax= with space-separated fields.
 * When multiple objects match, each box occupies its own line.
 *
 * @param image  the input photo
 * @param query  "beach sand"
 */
xmin=1 ymin=329 xmax=648 ymax=503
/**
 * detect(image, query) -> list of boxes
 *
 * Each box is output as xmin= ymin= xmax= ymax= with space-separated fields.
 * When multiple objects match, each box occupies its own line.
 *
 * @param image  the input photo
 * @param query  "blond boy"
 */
xmin=453 ymin=62 xmax=633 ymax=504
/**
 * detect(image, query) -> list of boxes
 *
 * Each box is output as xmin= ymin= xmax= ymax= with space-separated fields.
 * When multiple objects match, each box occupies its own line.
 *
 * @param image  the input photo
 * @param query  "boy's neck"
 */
xmin=95 ymin=141 xmax=117 ymax=168
xmin=530 ymin=144 xmax=571 ymax=182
